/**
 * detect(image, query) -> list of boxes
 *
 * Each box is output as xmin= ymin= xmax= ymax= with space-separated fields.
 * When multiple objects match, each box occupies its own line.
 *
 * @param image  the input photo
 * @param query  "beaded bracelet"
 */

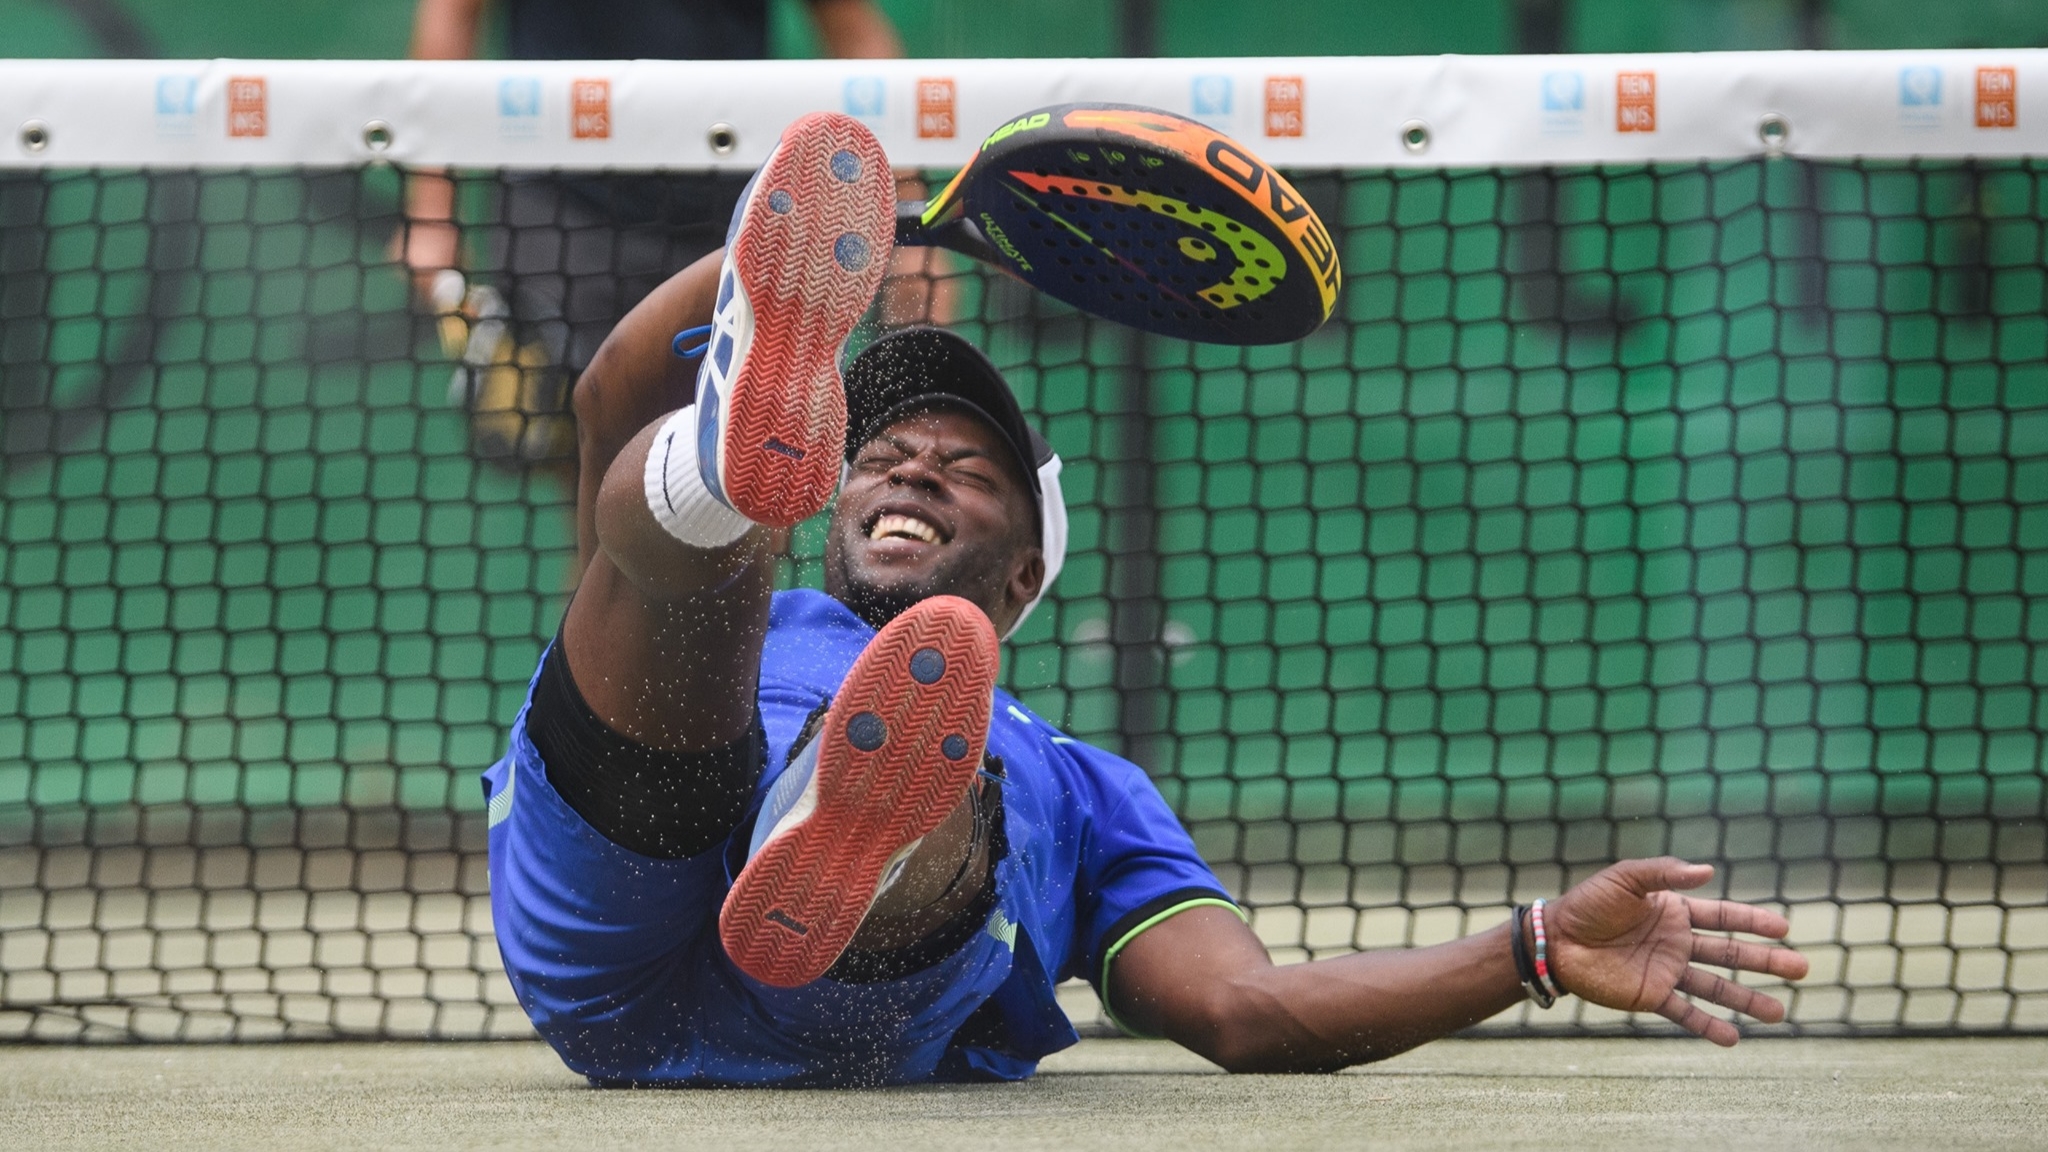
xmin=1510 ymin=903 xmax=1556 ymax=1009
xmin=1530 ymin=898 xmax=1564 ymax=1001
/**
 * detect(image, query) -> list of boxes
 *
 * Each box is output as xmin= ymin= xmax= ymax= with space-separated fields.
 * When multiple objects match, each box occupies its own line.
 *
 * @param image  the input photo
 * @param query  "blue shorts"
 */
xmin=484 ymin=725 xmax=1030 ymax=1087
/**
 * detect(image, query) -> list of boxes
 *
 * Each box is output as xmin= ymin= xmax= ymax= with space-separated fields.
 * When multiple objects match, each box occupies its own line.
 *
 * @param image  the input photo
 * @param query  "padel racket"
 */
xmin=896 ymin=103 xmax=1341 ymax=346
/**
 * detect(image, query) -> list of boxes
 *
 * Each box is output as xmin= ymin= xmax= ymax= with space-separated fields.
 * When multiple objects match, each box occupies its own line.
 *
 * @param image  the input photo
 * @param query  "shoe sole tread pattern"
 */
xmin=720 ymin=596 xmax=997 ymax=988
xmin=718 ymin=113 xmax=893 ymax=527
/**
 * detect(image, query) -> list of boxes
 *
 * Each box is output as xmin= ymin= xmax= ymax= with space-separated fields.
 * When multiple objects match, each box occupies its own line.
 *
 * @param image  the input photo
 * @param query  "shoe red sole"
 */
xmin=721 ymin=596 xmax=998 ymax=988
xmin=719 ymin=112 xmax=893 ymax=527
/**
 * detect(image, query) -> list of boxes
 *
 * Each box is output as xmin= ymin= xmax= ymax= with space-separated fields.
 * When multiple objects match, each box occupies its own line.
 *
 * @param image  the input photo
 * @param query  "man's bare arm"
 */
xmin=570 ymin=249 xmax=723 ymax=570
xmin=1109 ymin=857 xmax=1810 ymax=1072
xmin=559 ymin=249 xmax=781 ymax=753
xmin=409 ymin=0 xmax=488 ymax=59
xmin=807 ymin=0 xmax=904 ymax=59
xmin=395 ymin=0 xmax=490 ymax=299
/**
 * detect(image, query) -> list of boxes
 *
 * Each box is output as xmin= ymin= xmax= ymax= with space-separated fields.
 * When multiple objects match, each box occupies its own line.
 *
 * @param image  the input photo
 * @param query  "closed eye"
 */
xmin=853 ymin=446 xmax=999 ymax=490
xmin=945 ymin=463 xmax=1000 ymax=492
xmin=853 ymin=448 xmax=906 ymax=472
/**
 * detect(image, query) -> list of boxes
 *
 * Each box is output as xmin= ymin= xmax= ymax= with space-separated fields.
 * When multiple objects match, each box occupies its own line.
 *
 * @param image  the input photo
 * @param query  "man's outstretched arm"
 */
xmin=1108 ymin=857 xmax=1810 ymax=1073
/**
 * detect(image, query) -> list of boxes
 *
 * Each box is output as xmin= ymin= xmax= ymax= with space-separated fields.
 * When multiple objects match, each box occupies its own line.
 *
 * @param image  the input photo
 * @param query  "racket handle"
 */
xmin=894 ymin=200 xmax=931 ymax=243
xmin=896 ymin=200 xmax=1002 ymax=266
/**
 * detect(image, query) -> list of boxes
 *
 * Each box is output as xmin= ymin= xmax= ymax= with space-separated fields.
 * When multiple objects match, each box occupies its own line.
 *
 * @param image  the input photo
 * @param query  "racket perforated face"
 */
xmin=925 ymin=104 xmax=1341 ymax=345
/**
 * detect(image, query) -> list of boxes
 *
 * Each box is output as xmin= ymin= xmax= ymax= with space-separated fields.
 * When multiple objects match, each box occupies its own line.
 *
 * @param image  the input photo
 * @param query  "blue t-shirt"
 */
xmin=485 ymin=588 xmax=1233 ymax=1084
xmin=754 ymin=589 xmax=1232 ymax=1009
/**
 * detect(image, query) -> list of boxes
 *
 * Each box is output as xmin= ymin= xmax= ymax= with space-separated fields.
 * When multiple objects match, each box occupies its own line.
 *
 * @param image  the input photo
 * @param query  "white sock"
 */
xmin=644 ymin=406 xmax=753 ymax=548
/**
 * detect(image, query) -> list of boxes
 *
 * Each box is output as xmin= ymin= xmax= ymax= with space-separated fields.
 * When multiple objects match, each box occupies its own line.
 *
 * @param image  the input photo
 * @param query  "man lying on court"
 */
xmin=483 ymin=113 xmax=1809 ymax=1086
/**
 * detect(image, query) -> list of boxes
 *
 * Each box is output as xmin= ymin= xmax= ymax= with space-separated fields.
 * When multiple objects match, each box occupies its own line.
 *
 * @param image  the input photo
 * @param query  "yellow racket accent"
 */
xmin=921 ymin=167 xmax=971 ymax=227
xmin=1059 ymin=107 xmax=1340 ymax=320
xmin=1002 ymin=171 xmax=1287 ymax=310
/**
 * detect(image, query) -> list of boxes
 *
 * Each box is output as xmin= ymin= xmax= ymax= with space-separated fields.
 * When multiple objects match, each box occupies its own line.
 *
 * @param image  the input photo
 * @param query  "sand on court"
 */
xmin=3 ymin=1037 xmax=2045 ymax=1152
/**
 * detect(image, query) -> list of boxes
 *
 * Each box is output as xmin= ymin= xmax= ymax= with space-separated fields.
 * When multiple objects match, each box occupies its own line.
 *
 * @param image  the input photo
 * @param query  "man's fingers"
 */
xmin=1688 ymin=931 xmax=1772 ymax=972
xmin=1677 ymin=966 xmax=1787 ymax=1025
xmin=1684 ymin=896 xmax=1791 ymax=938
xmin=1655 ymin=989 xmax=1740 ymax=1047
xmin=1610 ymin=856 xmax=1716 ymax=897
xmin=1689 ymin=932 xmax=1809 ymax=980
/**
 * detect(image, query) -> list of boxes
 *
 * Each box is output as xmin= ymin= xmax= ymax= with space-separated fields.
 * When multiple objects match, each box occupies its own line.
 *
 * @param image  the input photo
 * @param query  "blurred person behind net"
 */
xmin=397 ymin=0 xmax=918 ymax=479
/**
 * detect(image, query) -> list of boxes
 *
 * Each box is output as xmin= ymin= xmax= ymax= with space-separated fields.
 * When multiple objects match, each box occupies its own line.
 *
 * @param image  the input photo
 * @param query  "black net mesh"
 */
xmin=1 ymin=159 xmax=2044 ymax=1041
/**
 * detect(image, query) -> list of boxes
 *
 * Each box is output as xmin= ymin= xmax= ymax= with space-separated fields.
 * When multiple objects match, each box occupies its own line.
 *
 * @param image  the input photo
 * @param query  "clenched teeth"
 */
xmin=869 ymin=513 xmax=943 ymax=545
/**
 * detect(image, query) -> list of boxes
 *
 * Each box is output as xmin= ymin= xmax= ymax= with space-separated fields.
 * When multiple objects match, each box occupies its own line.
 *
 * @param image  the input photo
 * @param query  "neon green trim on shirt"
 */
xmin=1098 ymin=897 xmax=1248 ymax=1039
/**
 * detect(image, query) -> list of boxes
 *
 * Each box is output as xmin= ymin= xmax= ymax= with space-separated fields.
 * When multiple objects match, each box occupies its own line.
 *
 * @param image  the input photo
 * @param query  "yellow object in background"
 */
xmin=433 ymin=272 xmax=576 ymax=464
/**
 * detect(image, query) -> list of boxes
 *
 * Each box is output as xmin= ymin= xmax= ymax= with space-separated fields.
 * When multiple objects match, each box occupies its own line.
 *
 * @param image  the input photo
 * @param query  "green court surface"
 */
xmin=4 ymin=1037 xmax=2043 ymax=1151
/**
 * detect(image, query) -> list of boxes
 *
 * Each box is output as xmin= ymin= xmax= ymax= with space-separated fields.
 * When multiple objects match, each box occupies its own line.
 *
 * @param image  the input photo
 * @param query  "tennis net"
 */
xmin=1 ymin=56 xmax=2043 ymax=1040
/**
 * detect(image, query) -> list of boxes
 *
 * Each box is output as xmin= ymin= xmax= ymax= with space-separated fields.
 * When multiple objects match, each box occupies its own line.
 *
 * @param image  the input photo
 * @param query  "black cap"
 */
xmin=842 ymin=327 xmax=1053 ymax=502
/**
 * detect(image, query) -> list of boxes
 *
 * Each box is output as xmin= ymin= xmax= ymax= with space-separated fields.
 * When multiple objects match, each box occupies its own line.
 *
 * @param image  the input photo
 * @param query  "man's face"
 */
xmin=824 ymin=405 xmax=1043 ymax=633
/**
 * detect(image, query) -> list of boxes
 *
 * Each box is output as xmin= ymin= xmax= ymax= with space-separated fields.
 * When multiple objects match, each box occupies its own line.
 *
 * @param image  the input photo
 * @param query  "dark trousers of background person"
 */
xmin=459 ymin=172 xmax=747 ymax=478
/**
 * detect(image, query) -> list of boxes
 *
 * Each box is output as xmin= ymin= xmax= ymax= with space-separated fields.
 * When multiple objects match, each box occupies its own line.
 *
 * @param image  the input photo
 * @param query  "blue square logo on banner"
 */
xmin=499 ymin=78 xmax=542 ymax=139
xmin=500 ymin=78 xmax=542 ymax=119
xmin=1541 ymin=71 xmax=1584 ymax=112
xmin=1539 ymin=70 xmax=1586 ymax=135
xmin=1899 ymin=66 xmax=1942 ymax=107
xmin=1192 ymin=75 xmax=1233 ymax=118
xmin=155 ymin=76 xmax=197 ymax=117
xmin=844 ymin=77 xmax=886 ymax=120
xmin=154 ymin=75 xmax=198 ymax=136
xmin=1899 ymin=65 xmax=1943 ymax=128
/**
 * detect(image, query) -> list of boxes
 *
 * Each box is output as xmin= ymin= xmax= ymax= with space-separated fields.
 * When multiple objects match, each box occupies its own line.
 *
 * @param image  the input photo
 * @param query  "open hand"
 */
xmin=1546 ymin=857 xmax=1809 ymax=1046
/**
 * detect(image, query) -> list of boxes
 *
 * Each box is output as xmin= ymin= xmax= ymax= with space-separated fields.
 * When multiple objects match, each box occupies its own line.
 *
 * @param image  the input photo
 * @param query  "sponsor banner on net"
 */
xmin=11 ymin=52 xmax=2048 ymax=171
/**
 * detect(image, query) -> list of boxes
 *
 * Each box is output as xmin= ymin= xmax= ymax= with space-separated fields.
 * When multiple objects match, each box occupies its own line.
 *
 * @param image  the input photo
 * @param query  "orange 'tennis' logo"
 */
xmin=572 ymin=79 xmax=611 ymax=139
xmin=917 ymin=79 xmax=955 ymax=139
xmin=1265 ymin=76 xmax=1304 ymax=137
xmin=1977 ymin=67 xmax=2017 ymax=128
xmin=1616 ymin=71 xmax=1656 ymax=133
xmin=227 ymin=76 xmax=266 ymax=138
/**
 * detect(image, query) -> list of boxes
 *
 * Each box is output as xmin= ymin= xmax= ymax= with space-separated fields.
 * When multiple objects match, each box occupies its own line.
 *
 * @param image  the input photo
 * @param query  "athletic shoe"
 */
xmin=721 ymin=595 xmax=998 ymax=988
xmin=694 ymin=112 xmax=894 ymax=528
